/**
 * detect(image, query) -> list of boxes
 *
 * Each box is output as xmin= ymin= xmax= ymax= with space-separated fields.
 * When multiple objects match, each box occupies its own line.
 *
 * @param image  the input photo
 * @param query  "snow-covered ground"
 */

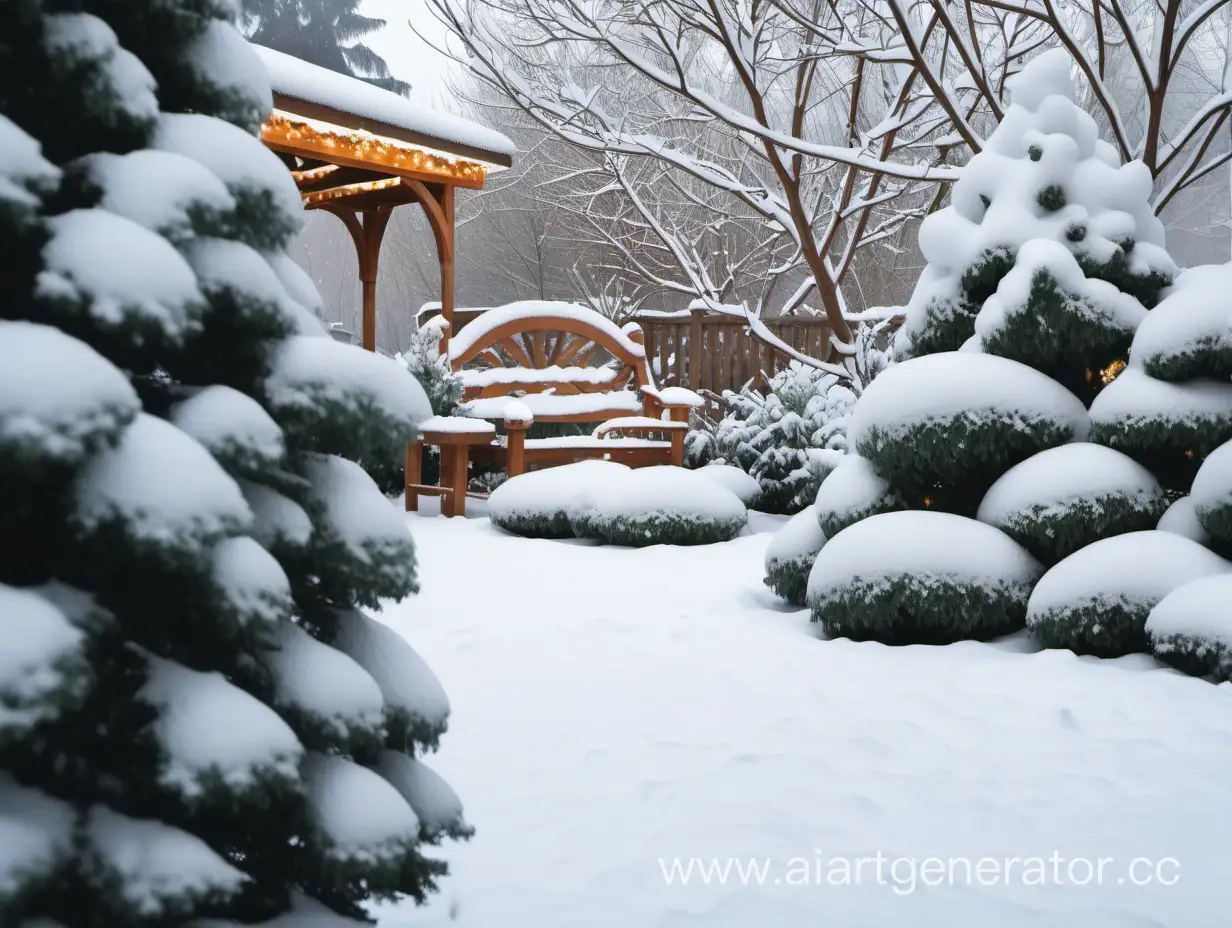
xmin=377 ymin=504 xmax=1231 ymax=927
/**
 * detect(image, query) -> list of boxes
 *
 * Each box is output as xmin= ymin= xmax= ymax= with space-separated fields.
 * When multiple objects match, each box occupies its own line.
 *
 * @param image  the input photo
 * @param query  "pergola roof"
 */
xmin=255 ymin=45 xmax=514 ymax=171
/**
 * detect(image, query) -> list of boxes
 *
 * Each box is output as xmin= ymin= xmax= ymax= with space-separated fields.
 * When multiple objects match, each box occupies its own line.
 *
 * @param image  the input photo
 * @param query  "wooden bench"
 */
xmin=428 ymin=302 xmax=703 ymax=480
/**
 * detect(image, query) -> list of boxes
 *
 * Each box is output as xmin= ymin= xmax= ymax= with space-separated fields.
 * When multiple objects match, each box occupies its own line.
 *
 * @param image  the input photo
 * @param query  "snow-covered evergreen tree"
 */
xmin=687 ymin=361 xmax=854 ymax=514
xmin=0 ymin=4 xmax=466 ymax=924
xmin=807 ymin=50 xmax=1176 ymax=646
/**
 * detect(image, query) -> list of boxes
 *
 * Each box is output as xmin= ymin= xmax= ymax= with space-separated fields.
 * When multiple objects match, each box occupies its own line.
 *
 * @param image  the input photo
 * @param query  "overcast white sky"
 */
xmin=362 ymin=1 xmax=459 ymax=106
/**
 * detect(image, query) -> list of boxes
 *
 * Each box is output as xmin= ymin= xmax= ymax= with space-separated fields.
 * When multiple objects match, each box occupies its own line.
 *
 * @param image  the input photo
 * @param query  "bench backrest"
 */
xmin=439 ymin=303 xmax=656 ymax=422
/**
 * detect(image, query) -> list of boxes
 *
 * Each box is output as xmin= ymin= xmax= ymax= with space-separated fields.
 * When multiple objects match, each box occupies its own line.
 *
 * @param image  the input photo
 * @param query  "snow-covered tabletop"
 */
xmin=419 ymin=416 xmax=496 ymax=436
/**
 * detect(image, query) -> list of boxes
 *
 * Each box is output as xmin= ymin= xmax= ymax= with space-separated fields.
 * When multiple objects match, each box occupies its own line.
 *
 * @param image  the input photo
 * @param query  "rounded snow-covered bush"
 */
xmin=1089 ymin=367 xmax=1232 ymax=488
xmin=849 ymin=353 xmax=1088 ymax=505
xmin=489 ymin=461 xmax=629 ymax=538
xmin=1027 ymin=531 xmax=1232 ymax=657
xmin=808 ymin=511 xmax=1043 ymax=644
xmin=1146 ymin=574 xmax=1232 ymax=681
xmin=976 ymin=443 xmax=1166 ymax=565
xmin=1190 ymin=439 xmax=1232 ymax=549
xmin=1157 ymin=495 xmax=1210 ymax=545
xmin=696 ymin=462 xmax=763 ymax=508
xmin=569 ymin=466 xmax=747 ymax=547
xmin=812 ymin=454 xmax=905 ymax=538
xmin=1129 ymin=264 xmax=1232 ymax=382
xmin=763 ymin=506 xmax=826 ymax=606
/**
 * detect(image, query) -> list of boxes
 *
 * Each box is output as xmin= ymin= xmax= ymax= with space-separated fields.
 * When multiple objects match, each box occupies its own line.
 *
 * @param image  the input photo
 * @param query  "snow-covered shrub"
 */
xmin=849 ymin=352 xmax=1089 ymax=508
xmin=685 ymin=361 xmax=854 ymax=514
xmin=896 ymin=49 xmax=1172 ymax=362
xmin=1157 ymin=496 xmax=1210 ymax=545
xmin=977 ymin=443 xmax=1167 ymax=565
xmin=1190 ymin=439 xmax=1232 ymax=549
xmin=569 ymin=466 xmax=748 ymax=546
xmin=812 ymin=454 xmax=905 ymax=539
xmin=808 ymin=512 xmax=1042 ymax=644
xmin=1026 ymin=532 xmax=1232 ymax=657
xmin=1146 ymin=575 xmax=1232 ymax=682
xmin=696 ymin=462 xmax=762 ymax=508
xmin=397 ymin=317 xmax=462 ymax=418
xmin=489 ymin=461 xmax=629 ymax=538
xmin=0 ymin=6 xmax=466 ymax=923
xmin=763 ymin=506 xmax=826 ymax=606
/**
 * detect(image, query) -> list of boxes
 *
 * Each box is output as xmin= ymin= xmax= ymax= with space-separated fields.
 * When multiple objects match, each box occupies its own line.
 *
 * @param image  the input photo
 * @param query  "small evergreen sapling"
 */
xmin=0 ymin=4 xmax=467 ymax=925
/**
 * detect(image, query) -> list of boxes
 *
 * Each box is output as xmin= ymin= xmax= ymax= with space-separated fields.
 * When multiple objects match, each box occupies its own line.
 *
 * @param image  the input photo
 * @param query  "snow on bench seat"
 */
xmin=593 ymin=416 xmax=689 ymax=436
xmin=457 ymin=364 xmax=621 ymax=389
xmin=523 ymin=436 xmax=669 ymax=450
xmin=447 ymin=301 xmax=646 ymax=362
xmin=459 ymin=391 xmax=643 ymax=421
xmin=420 ymin=416 xmax=496 ymax=435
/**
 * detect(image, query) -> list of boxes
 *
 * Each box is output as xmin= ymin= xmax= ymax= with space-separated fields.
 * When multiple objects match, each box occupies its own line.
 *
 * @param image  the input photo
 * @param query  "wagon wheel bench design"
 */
xmin=404 ymin=301 xmax=703 ymax=515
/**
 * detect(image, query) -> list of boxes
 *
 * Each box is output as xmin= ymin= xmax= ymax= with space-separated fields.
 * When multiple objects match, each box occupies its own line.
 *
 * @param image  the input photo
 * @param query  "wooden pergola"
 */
xmin=255 ymin=46 xmax=514 ymax=352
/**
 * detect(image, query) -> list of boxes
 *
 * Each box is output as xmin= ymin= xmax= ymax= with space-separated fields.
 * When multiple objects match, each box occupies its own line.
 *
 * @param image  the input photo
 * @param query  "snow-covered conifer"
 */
xmin=0 ymin=4 xmax=465 ymax=923
xmin=806 ymin=50 xmax=1177 ymax=646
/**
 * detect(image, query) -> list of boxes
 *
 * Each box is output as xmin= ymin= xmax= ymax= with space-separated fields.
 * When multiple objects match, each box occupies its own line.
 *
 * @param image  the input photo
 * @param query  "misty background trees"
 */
xmin=268 ymin=0 xmax=1232 ymax=357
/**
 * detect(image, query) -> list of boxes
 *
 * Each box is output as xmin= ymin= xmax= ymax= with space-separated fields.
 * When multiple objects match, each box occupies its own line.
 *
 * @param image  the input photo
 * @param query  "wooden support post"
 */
xmin=669 ymin=428 xmax=685 ymax=467
xmin=505 ymin=421 xmax=528 ymax=478
xmin=404 ymin=440 xmax=423 ymax=512
xmin=323 ymin=204 xmax=392 ymax=353
xmin=689 ymin=307 xmax=705 ymax=391
xmin=409 ymin=180 xmax=456 ymax=354
xmin=444 ymin=443 xmax=469 ymax=517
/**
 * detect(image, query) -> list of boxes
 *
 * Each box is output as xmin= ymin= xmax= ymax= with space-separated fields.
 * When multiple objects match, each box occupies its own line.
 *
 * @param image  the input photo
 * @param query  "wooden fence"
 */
xmin=634 ymin=308 xmax=832 ymax=401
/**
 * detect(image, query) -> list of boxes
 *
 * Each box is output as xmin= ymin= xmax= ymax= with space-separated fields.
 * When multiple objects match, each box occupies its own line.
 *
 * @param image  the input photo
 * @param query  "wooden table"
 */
xmin=405 ymin=417 xmax=497 ymax=517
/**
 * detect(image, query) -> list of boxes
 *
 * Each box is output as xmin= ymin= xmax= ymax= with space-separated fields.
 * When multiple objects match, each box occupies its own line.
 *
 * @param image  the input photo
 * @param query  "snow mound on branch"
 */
xmin=1158 ymin=496 xmax=1209 ymax=544
xmin=138 ymin=654 xmax=301 ymax=800
xmin=1089 ymin=367 xmax=1232 ymax=430
xmin=210 ymin=536 xmax=293 ymax=628
xmin=1189 ymin=440 xmax=1232 ymax=526
xmin=87 ymin=807 xmax=246 ymax=917
xmin=266 ymin=336 xmax=432 ymax=436
xmin=81 ymin=150 xmax=235 ymax=239
xmin=489 ymin=461 xmax=630 ymax=538
xmin=812 ymin=454 xmax=903 ymax=537
xmin=0 ymin=321 xmax=139 ymax=467
xmin=1028 ymin=532 xmax=1231 ymax=619
xmin=172 ymin=385 xmax=284 ymax=470
xmin=37 ymin=209 xmax=204 ymax=341
xmin=1129 ymin=264 xmax=1232 ymax=379
xmin=239 ymin=480 xmax=313 ymax=552
xmin=978 ymin=443 xmax=1160 ymax=524
xmin=765 ymin=507 xmax=825 ymax=568
xmin=974 ymin=240 xmax=1146 ymax=338
xmin=0 ymin=775 xmax=74 ymax=898
xmin=43 ymin=14 xmax=158 ymax=127
xmin=849 ymin=352 xmax=1090 ymax=445
xmin=303 ymin=455 xmax=411 ymax=559
xmin=186 ymin=404 xmax=280 ymax=486
xmin=375 ymin=752 xmax=467 ymax=840
xmin=154 ymin=113 xmax=303 ymax=223
xmin=0 ymin=585 xmax=87 ymax=740
xmin=301 ymin=754 xmax=419 ymax=859
xmin=0 ymin=114 xmax=59 ymax=204
xmin=1147 ymin=575 xmax=1232 ymax=649
xmin=265 ymin=252 xmax=326 ymax=323
xmin=696 ymin=463 xmax=762 ymax=507
xmin=810 ymin=511 xmax=1040 ymax=597
xmin=193 ymin=892 xmax=369 ymax=927
xmin=267 ymin=622 xmax=385 ymax=749
xmin=184 ymin=19 xmax=272 ymax=126
xmin=332 ymin=610 xmax=451 ymax=740
xmin=72 ymin=414 xmax=251 ymax=550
